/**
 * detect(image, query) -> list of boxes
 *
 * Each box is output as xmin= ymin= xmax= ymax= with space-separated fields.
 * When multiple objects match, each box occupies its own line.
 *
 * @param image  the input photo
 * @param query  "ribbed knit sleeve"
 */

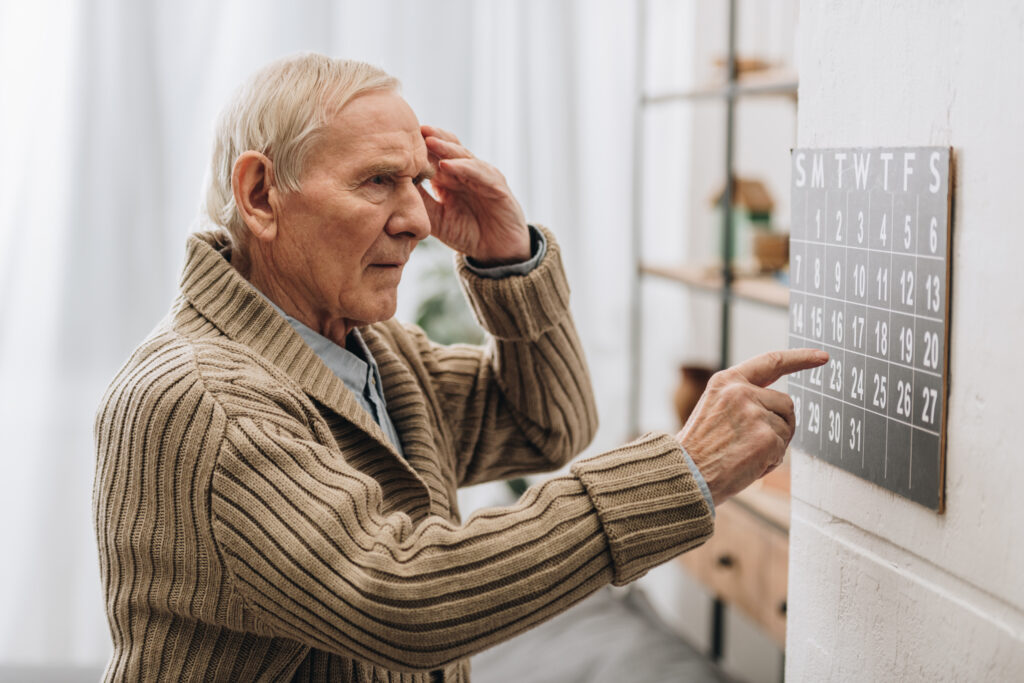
xmin=205 ymin=365 xmax=613 ymax=672
xmin=571 ymin=432 xmax=714 ymax=585
xmin=95 ymin=334 xmax=714 ymax=679
xmin=94 ymin=230 xmax=715 ymax=681
xmin=411 ymin=226 xmax=599 ymax=486
xmin=206 ymin=367 xmax=712 ymax=671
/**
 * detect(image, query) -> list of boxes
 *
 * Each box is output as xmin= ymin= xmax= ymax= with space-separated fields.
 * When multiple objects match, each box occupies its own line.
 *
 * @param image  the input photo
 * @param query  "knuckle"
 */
xmin=722 ymin=382 xmax=748 ymax=403
xmin=782 ymin=394 xmax=795 ymax=417
xmin=766 ymin=351 xmax=785 ymax=372
xmin=708 ymin=370 xmax=730 ymax=388
xmin=743 ymin=401 xmax=762 ymax=421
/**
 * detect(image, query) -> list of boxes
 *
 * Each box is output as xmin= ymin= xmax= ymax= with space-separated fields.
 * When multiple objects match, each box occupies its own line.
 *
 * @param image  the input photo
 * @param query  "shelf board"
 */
xmin=642 ymin=70 xmax=798 ymax=105
xmin=639 ymin=262 xmax=790 ymax=309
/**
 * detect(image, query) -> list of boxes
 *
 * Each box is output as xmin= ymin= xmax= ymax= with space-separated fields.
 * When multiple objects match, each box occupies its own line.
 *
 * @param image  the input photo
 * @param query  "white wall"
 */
xmin=787 ymin=2 xmax=1024 ymax=680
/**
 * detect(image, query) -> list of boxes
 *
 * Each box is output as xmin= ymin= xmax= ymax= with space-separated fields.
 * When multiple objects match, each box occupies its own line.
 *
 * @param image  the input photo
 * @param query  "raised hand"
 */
xmin=677 ymin=349 xmax=829 ymax=505
xmin=418 ymin=125 xmax=531 ymax=266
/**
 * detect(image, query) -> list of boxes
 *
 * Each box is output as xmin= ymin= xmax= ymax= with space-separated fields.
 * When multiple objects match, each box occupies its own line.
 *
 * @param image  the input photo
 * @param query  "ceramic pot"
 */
xmin=673 ymin=365 xmax=714 ymax=428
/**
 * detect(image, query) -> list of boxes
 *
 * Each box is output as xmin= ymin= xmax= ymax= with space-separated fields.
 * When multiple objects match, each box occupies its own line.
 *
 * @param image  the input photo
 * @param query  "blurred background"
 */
xmin=0 ymin=1 xmax=800 ymax=680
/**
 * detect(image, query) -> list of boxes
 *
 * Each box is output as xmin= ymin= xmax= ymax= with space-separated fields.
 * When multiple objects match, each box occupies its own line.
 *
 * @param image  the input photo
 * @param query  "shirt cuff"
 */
xmin=679 ymin=446 xmax=715 ymax=518
xmin=463 ymin=225 xmax=547 ymax=279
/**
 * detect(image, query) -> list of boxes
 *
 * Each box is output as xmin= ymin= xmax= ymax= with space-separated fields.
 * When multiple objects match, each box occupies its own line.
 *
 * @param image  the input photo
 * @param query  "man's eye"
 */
xmin=370 ymin=175 xmax=388 ymax=186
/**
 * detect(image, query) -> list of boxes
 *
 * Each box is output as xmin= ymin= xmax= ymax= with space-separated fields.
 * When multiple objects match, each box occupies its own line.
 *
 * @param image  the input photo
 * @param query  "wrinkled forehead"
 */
xmin=318 ymin=90 xmax=428 ymax=173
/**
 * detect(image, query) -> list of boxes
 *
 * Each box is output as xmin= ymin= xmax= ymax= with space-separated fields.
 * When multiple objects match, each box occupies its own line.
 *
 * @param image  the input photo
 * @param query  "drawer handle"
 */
xmin=716 ymin=554 xmax=735 ymax=568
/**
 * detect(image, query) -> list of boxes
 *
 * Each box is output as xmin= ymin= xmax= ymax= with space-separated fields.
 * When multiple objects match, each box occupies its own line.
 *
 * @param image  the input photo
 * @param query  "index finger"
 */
xmin=733 ymin=348 xmax=829 ymax=387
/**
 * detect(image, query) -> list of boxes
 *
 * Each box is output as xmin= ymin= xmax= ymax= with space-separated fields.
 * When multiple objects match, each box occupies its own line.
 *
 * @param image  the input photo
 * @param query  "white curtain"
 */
xmin=0 ymin=0 xmax=689 ymax=667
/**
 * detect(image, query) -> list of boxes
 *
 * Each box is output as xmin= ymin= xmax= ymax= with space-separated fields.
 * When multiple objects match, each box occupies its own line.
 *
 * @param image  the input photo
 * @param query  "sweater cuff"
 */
xmin=463 ymin=225 xmax=547 ymax=278
xmin=456 ymin=225 xmax=571 ymax=341
xmin=571 ymin=432 xmax=715 ymax=585
xmin=680 ymin=445 xmax=715 ymax=518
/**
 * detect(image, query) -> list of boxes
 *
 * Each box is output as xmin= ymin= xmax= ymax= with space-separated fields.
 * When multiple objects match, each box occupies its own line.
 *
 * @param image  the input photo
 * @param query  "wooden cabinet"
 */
xmin=677 ymin=480 xmax=790 ymax=647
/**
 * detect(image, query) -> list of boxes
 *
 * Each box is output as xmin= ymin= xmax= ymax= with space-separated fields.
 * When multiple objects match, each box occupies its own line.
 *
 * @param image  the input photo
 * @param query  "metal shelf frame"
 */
xmin=627 ymin=0 xmax=796 ymax=668
xmin=628 ymin=0 xmax=796 ymax=439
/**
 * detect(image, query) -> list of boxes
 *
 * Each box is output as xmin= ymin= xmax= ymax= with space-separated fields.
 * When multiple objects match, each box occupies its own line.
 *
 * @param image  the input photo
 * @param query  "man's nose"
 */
xmin=386 ymin=181 xmax=431 ymax=240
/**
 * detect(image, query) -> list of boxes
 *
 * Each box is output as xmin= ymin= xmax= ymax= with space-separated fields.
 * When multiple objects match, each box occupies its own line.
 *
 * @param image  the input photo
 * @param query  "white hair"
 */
xmin=204 ymin=53 xmax=399 ymax=256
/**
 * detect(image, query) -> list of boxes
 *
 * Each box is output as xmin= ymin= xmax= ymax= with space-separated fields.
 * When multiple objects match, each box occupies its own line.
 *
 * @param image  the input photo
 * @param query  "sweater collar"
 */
xmin=178 ymin=231 xmax=432 ymax=505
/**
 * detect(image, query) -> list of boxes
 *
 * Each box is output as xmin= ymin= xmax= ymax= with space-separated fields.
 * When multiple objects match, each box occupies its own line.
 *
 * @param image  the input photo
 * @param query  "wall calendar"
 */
xmin=787 ymin=147 xmax=952 ymax=511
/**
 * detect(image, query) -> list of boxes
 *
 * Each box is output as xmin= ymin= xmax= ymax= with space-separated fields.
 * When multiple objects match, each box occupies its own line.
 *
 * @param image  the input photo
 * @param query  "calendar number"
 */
xmin=921 ymin=387 xmax=938 ymax=425
xmin=872 ymin=373 xmax=887 ymax=410
xmin=850 ymin=314 xmax=866 ymax=349
xmin=807 ymin=401 xmax=821 ymax=434
xmin=899 ymin=269 xmax=915 ymax=307
xmin=848 ymin=417 xmax=863 ymax=452
xmin=827 ymin=409 xmax=842 ymax=444
xmin=830 ymin=310 xmax=844 ymax=344
xmin=923 ymin=330 xmax=940 ymax=370
xmin=851 ymin=263 xmax=867 ymax=298
xmin=857 ymin=211 xmax=865 ymax=244
xmin=903 ymin=214 xmax=913 ymax=249
xmin=925 ymin=274 xmax=941 ymax=313
xmin=896 ymin=379 xmax=912 ymax=418
xmin=849 ymin=365 xmax=864 ymax=402
xmin=876 ymin=266 xmax=889 ymax=303
xmin=899 ymin=325 xmax=914 ymax=364
xmin=929 ymin=216 xmax=939 ymax=254
xmin=829 ymin=359 xmax=843 ymax=393
xmin=874 ymin=320 xmax=889 ymax=357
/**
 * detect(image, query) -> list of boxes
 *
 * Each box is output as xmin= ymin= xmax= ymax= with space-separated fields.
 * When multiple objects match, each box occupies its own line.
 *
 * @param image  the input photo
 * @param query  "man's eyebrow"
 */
xmin=356 ymin=160 xmax=435 ymax=181
xmin=357 ymin=161 xmax=404 ymax=178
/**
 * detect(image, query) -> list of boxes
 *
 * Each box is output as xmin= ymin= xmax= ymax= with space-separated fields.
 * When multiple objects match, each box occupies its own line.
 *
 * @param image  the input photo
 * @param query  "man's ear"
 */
xmin=232 ymin=151 xmax=279 ymax=242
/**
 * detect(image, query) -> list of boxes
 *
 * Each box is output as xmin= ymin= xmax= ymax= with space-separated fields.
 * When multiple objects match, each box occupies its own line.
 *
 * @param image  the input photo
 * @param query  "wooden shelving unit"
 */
xmin=639 ymin=262 xmax=790 ymax=309
xmin=643 ymin=69 xmax=798 ymax=104
xmin=628 ymin=0 xmax=798 ymax=670
xmin=628 ymin=0 xmax=798 ymax=436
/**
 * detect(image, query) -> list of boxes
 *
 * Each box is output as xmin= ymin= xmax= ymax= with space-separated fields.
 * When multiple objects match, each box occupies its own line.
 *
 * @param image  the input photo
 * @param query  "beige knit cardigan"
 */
xmin=93 ymin=227 xmax=714 ymax=682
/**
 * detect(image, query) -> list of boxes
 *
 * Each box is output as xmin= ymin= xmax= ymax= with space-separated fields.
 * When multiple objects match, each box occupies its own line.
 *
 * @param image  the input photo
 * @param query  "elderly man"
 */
xmin=94 ymin=53 xmax=825 ymax=682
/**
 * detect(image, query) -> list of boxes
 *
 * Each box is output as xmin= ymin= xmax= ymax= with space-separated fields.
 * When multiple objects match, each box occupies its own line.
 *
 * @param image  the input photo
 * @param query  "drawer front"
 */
xmin=677 ymin=501 xmax=788 ymax=646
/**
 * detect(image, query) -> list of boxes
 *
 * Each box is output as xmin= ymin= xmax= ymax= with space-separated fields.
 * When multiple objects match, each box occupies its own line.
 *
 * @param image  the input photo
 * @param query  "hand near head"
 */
xmin=418 ymin=126 xmax=531 ymax=266
xmin=677 ymin=349 xmax=829 ymax=505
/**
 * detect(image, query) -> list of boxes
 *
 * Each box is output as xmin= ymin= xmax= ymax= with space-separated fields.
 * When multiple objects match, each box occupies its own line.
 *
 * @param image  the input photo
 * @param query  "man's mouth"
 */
xmin=369 ymin=258 xmax=408 ymax=270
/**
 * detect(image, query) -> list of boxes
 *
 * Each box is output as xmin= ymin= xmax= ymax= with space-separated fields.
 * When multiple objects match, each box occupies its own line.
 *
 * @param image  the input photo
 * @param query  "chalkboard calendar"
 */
xmin=787 ymin=147 xmax=952 ymax=511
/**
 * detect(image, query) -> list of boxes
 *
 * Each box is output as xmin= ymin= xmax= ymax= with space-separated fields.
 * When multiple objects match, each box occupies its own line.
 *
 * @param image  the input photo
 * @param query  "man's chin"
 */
xmin=351 ymin=295 xmax=398 ymax=327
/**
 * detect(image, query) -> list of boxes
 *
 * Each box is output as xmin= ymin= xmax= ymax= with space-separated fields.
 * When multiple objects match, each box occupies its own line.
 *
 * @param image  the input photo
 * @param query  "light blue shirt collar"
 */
xmin=258 ymin=296 xmax=404 ymax=456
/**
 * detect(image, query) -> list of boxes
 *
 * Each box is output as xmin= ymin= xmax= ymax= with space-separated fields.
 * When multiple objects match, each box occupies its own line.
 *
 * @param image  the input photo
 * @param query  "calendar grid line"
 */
xmin=790 ymin=289 xmax=944 ymax=324
xmin=909 ymin=193 xmax=921 ymax=489
xmin=790 ymin=237 xmax=946 ymax=261
xmin=787 ymin=332 xmax=943 ymax=379
xmin=788 ymin=379 xmax=942 ymax=438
